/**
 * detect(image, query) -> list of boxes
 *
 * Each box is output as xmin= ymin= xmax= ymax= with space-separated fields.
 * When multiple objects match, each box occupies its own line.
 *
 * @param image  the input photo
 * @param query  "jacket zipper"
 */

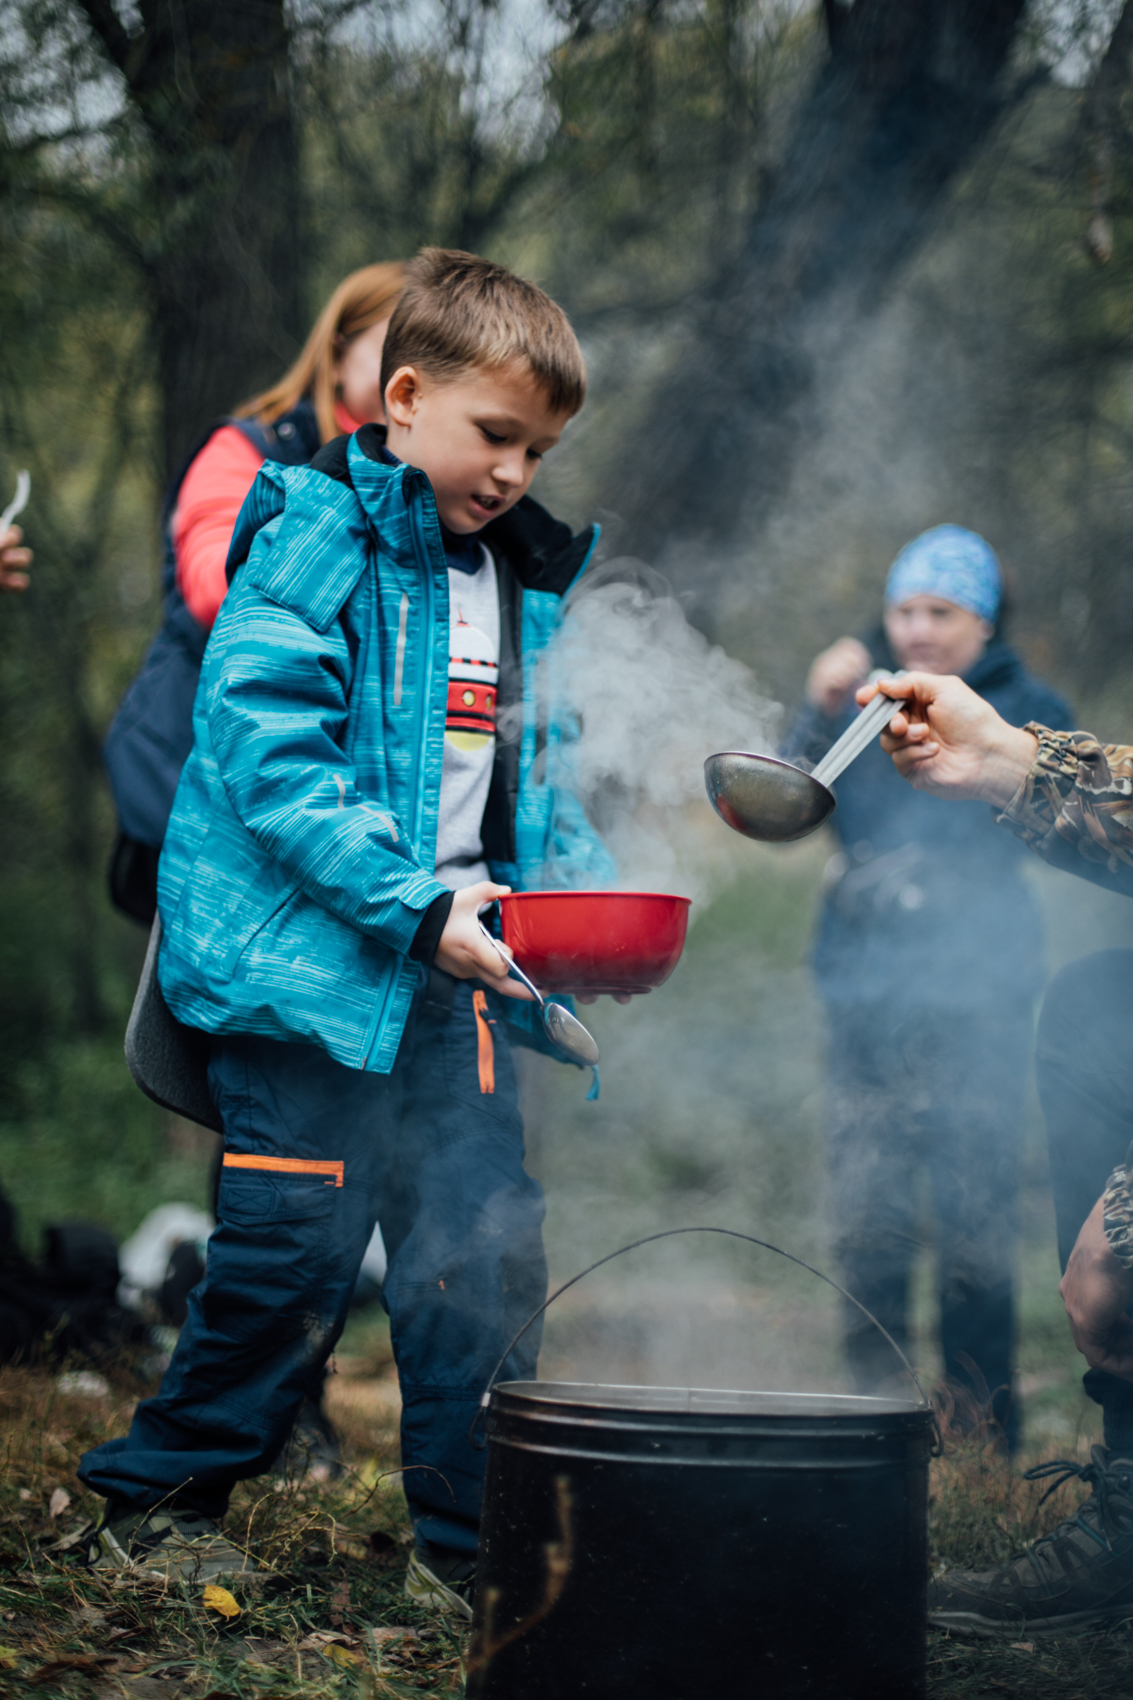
xmin=406 ymin=478 xmax=439 ymax=857
xmin=393 ymin=591 xmax=409 ymax=706
xmin=363 ymin=474 xmax=438 ymax=1071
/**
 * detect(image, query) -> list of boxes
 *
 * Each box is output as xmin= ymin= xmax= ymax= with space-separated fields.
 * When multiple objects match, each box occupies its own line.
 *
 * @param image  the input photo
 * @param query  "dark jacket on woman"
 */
xmin=784 ymin=633 xmax=1073 ymax=1012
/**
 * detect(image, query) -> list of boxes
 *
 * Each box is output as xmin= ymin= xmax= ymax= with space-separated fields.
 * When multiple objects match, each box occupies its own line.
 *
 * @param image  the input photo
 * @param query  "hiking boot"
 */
xmin=83 ymin=1502 xmax=255 ymax=1584
xmin=404 ymin=1542 xmax=475 ymax=1619
xmin=929 ymin=1446 xmax=1133 ymax=1636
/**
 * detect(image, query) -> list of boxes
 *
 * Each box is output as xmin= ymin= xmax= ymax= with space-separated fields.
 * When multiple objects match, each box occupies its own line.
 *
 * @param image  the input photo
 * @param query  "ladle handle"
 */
xmin=811 ymin=672 xmax=907 ymax=789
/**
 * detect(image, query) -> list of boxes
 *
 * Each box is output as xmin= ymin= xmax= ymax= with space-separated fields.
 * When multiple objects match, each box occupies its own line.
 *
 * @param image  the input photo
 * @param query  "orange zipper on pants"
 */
xmin=473 ymin=990 xmax=495 ymax=1094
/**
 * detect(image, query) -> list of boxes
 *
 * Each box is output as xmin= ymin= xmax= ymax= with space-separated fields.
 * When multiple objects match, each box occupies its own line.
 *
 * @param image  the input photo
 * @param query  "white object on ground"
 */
xmin=56 ymin=1371 xmax=110 ymax=1399
xmin=117 ymin=1202 xmax=214 ymax=1311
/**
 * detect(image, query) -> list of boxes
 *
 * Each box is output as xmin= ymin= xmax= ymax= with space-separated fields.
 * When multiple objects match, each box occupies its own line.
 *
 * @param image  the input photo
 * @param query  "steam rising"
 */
xmin=551 ymin=560 xmax=779 ymax=904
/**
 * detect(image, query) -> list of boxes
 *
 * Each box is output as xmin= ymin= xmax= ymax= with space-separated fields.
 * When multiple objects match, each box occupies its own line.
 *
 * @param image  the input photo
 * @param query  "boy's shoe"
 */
xmin=83 ymin=1502 xmax=255 ymax=1584
xmin=929 ymin=1446 xmax=1133 ymax=1636
xmin=405 ymin=1542 xmax=475 ymax=1620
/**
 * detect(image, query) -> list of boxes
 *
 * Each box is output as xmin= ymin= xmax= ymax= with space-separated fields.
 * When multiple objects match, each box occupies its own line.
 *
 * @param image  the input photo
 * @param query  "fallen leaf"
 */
xmin=1009 ymin=1641 xmax=1035 ymax=1653
xmin=48 ymin=1487 xmax=71 ymax=1519
xmin=0 ymin=1645 xmax=18 ymax=1669
xmin=202 ymin=1583 xmax=241 ymax=1619
xmin=17 ymin=1489 xmax=30 ymax=1502
xmin=327 ymin=1644 xmax=364 ymax=1669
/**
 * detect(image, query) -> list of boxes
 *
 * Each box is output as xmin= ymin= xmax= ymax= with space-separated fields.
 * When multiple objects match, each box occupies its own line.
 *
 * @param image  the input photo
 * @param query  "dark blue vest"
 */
xmin=104 ymin=402 xmax=321 ymax=920
xmin=105 ymin=402 xmax=321 ymax=846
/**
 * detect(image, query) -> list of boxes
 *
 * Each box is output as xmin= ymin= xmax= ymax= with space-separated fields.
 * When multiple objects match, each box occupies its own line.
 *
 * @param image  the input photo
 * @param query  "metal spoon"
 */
xmin=0 ymin=470 xmax=30 ymax=537
xmin=477 ymin=921 xmax=600 ymax=1067
xmin=704 ymin=674 xmax=907 ymax=843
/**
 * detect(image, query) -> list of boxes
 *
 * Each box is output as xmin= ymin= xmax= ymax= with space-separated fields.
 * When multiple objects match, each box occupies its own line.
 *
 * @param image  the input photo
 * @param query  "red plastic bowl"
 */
xmin=499 ymin=891 xmax=691 ymax=996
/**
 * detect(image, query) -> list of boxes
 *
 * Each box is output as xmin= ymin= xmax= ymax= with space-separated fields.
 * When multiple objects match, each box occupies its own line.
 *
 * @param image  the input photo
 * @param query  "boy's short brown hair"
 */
xmin=380 ymin=248 xmax=586 ymax=416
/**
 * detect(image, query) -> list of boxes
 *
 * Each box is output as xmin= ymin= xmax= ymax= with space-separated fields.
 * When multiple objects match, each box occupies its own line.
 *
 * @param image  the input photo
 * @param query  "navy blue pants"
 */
xmin=826 ymin=999 xmax=1032 ymax=1448
xmin=79 ymin=974 xmax=546 ymax=1555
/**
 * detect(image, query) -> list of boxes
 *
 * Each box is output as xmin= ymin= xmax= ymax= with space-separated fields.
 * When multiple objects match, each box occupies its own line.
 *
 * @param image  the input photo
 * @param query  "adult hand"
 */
xmin=1060 ymin=1197 xmax=1133 ymax=1381
xmin=858 ymin=672 xmax=1038 ymax=809
xmin=805 ymin=637 xmax=871 ymax=717
xmin=0 ymin=525 xmax=31 ymax=592
xmin=433 ymin=882 xmax=533 ymax=999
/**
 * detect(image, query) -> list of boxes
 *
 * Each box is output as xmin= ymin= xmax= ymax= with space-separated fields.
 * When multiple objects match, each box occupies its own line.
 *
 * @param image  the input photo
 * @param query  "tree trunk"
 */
xmin=76 ymin=0 xmax=303 ymax=479
xmin=615 ymin=0 xmax=1028 ymax=557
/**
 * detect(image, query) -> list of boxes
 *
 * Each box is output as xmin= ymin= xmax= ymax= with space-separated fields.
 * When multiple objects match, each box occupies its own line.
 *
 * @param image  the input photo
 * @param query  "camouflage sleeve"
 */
xmin=997 ymin=725 xmax=1133 ymax=897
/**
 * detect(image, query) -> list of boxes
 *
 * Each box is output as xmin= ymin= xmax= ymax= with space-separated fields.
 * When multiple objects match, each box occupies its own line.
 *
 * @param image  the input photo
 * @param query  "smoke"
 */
xmin=548 ymin=558 xmax=780 ymax=906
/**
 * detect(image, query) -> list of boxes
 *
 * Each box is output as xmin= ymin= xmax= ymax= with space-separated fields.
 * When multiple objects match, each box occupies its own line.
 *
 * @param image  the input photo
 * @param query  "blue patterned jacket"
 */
xmin=156 ymin=426 xmax=615 ymax=1072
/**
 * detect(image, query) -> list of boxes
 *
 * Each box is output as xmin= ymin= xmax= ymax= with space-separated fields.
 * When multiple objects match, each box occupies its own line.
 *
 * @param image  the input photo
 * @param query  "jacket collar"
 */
xmin=350 ymin=423 xmax=596 ymax=598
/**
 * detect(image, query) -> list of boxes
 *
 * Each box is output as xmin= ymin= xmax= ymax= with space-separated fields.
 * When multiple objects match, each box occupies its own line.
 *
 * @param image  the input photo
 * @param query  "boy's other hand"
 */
xmin=860 ymin=673 xmax=1038 ymax=809
xmin=434 ymin=882 xmax=534 ymax=999
xmin=0 ymin=525 xmax=31 ymax=592
xmin=805 ymin=637 xmax=871 ymax=717
xmin=575 ymin=991 xmax=634 ymax=1005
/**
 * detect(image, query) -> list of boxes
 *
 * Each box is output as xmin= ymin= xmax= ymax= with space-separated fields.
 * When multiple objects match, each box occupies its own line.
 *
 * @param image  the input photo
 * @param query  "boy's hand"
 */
xmin=433 ymin=882 xmax=533 ymax=999
xmin=575 ymin=991 xmax=634 ymax=1005
xmin=806 ymin=637 xmax=871 ymax=717
xmin=0 ymin=525 xmax=31 ymax=592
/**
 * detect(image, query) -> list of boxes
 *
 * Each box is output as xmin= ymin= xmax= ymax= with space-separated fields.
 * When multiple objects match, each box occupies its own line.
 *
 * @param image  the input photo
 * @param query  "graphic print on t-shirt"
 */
xmin=447 ymin=606 xmax=499 ymax=752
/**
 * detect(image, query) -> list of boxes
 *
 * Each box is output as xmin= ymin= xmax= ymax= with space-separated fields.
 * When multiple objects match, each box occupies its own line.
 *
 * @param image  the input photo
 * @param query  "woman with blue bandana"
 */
xmin=787 ymin=524 xmax=1072 ymax=1450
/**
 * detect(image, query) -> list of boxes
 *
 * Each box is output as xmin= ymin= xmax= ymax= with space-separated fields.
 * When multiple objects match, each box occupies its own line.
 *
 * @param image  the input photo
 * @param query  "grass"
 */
xmin=3 ymin=1351 xmax=1133 ymax=1698
xmin=0 ymin=1342 xmax=465 ymax=1699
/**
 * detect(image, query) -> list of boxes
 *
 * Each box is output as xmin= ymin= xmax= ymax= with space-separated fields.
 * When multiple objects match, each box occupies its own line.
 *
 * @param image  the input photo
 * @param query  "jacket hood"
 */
xmin=311 ymin=423 xmax=596 ymax=598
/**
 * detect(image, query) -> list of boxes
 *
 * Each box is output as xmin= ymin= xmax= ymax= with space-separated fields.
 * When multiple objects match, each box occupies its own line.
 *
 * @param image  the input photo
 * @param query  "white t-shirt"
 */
xmin=435 ymin=546 xmax=499 ymax=890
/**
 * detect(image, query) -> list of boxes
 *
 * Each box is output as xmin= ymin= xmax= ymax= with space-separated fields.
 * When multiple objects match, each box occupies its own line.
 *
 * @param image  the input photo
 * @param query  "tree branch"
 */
xmin=1082 ymin=0 xmax=1133 ymax=264
xmin=72 ymin=0 xmax=133 ymax=78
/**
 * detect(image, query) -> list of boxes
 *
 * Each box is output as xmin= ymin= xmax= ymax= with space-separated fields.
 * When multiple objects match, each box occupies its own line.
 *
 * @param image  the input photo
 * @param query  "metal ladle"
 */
xmin=704 ymin=674 xmax=907 ymax=843
xmin=478 ymin=921 xmax=600 ymax=1067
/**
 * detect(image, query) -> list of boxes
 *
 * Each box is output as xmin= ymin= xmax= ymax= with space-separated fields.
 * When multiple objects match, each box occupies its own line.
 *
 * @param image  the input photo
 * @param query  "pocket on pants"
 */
xmin=442 ymin=990 xmax=521 ymax=1131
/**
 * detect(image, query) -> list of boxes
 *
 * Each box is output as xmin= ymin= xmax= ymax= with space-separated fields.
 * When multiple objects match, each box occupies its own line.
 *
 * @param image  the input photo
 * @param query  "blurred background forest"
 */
xmin=4 ymin=0 xmax=1133 ymax=1417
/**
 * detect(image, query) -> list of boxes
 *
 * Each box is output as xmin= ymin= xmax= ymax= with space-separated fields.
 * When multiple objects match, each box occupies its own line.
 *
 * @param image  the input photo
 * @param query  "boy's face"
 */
xmin=384 ymin=363 xmax=571 ymax=533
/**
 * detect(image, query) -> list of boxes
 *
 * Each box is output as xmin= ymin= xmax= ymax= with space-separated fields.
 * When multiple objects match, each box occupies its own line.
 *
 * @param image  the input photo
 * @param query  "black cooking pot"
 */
xmin=468 ymin=1379 xmax=933 ymax=1700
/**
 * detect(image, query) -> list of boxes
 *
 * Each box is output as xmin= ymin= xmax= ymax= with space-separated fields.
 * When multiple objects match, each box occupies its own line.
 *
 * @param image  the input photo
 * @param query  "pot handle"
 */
xmin=470 ymin=1225 xmax=943 ymax=1455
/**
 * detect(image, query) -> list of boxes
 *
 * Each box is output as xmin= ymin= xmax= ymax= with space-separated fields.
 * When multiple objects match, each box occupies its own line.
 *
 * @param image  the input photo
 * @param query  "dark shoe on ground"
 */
xmin=83 ymin=1502 xmax=255 ymax=1584
xmin=929 ymin=1447 xmax=1133 ymax=1636
xmin=404 ymin=1541 xmax=475 ymax=1619
xmin=273 ymin=1394 xmax=343 ymax=1484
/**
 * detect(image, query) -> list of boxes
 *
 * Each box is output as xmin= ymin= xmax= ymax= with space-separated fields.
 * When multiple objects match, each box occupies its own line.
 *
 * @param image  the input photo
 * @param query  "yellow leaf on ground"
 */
xmin=0 ymin=1645 xmax=18 ymax=1669
xmin=327 ymin=1644 xmax=364 ymax=1669
xmin=202 ymin=1584 xmax=241 ymax=1619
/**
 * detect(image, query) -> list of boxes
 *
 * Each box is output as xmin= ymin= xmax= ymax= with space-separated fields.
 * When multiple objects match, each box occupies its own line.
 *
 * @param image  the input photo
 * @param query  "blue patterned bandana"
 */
xmin=884 ymin=525 xmax=1001 ymax=624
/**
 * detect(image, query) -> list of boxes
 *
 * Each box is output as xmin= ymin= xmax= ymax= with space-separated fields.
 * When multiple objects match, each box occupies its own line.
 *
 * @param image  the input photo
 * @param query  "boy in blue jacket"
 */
xmin=79 ymin=249 xmax=615 ymax=1613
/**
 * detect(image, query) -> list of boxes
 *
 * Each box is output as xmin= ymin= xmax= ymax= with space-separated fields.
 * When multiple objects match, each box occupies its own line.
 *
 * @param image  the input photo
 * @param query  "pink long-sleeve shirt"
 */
xmin=170 ymin=402 xmax=363 ymax=629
